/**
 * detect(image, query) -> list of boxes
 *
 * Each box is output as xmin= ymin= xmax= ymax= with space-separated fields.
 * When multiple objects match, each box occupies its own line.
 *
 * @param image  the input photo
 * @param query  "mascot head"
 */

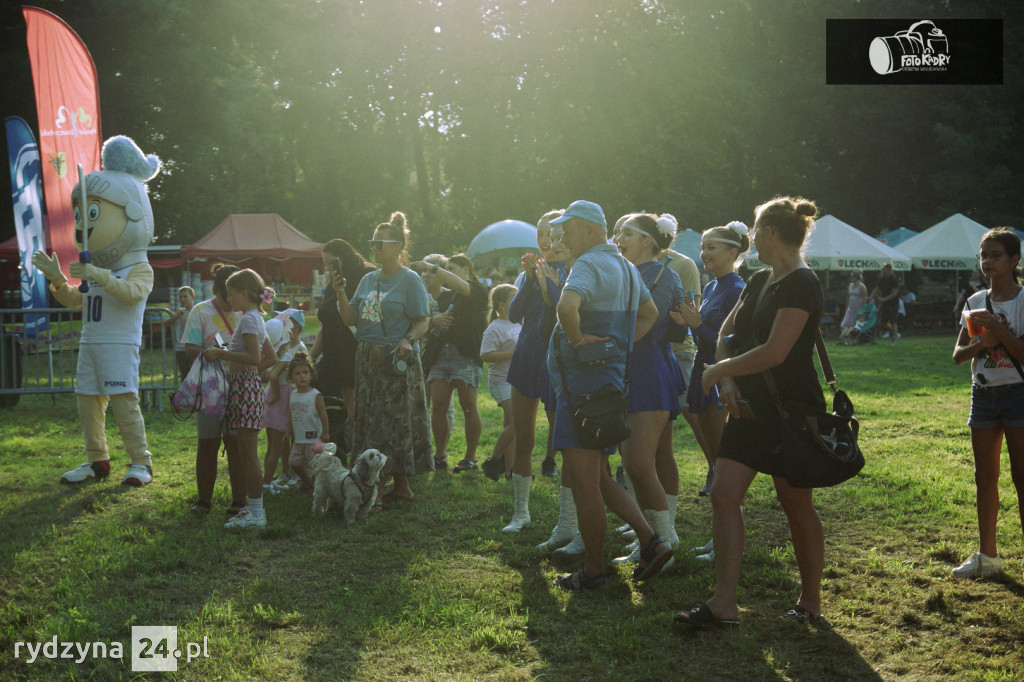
xmin=72 ymin=135 xmax=161 ymax=270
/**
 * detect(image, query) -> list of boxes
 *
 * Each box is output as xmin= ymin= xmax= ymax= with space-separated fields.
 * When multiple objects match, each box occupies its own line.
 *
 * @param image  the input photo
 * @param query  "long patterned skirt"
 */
xmin=353 ymin=342 xmax=434 ymax=477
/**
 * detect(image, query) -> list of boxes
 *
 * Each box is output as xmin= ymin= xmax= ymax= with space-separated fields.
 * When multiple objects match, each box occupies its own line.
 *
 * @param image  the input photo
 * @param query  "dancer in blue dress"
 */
xmin=611 ymin=213 xmax=687 ymax=565
xmin=672 ymin=221 xmax=749 ymax=560
xmin=502 ymin=210 xmax=569 ymax=537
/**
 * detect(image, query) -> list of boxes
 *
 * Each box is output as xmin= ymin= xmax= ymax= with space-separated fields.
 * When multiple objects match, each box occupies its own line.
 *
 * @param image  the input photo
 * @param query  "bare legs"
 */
xmin=431 ymin=379 xmax=482 ymax=462
xmin=971 ymin=426 xmax=1024 ymax=558
xmin=196 ymin=435 xmax=244 ymax=508
xmin=621 ymin=410 xmax=669 ymax=510
xmin=703 ymin=457 xmax=824 ymax=620
xmin=563 ymin=448 xmax=660 ymax=578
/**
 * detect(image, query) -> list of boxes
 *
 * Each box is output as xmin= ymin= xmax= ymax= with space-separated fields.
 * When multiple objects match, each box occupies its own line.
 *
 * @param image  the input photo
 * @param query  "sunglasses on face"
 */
xmin=369 ymin=239 xmax=399 ymax=250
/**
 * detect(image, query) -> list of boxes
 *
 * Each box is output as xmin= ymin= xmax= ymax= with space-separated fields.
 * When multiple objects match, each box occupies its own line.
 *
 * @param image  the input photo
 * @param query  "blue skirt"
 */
xmin=687 ymin=357 xmax=720 ymax=414
xmin=628 ymin=354 xmax=683 ymax=418
xmin=507 ymin=339 xmax=552 ymax=403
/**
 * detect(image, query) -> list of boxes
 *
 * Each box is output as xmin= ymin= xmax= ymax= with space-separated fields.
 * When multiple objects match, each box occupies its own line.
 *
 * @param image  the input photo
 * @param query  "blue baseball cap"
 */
xmin=549 ymin=200 xmax=606 ymax=228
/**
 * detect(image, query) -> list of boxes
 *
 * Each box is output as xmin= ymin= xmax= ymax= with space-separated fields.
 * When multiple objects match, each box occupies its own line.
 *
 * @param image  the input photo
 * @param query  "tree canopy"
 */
xmin=1 ymin=0 xmax=1020 ymax=255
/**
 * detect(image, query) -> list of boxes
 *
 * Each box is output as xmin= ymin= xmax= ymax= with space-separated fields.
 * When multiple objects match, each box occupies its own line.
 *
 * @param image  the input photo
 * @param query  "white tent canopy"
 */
xmin=743 ymin=214 xmax=910 ymax=272
xmin=895 ymin=213 xmax=988 ymax=270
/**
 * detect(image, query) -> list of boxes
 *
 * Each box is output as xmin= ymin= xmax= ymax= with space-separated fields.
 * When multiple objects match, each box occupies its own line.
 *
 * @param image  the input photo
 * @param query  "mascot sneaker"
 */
xmin=60 ymin=461 xmax=111 ymax=484
xmin=121 ymin=464 xmax=153 ymax=486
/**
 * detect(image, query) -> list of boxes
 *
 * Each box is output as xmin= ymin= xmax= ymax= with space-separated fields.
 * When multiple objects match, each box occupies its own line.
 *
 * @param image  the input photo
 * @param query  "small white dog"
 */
xmin=308 ymin=445 xmax=387 ymax=524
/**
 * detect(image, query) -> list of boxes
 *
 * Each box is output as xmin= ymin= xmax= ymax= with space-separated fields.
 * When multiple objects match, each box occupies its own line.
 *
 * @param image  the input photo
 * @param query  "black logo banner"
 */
xmin=826 ymin=19 xmax=1002 ymax=85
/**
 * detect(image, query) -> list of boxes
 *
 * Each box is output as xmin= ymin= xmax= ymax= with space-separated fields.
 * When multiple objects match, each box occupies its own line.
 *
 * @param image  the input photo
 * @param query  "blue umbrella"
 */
xmin=876 ymin=227 xmax=918 ymax=247
xmin=466 ymin=220 xmax=538 ymax=270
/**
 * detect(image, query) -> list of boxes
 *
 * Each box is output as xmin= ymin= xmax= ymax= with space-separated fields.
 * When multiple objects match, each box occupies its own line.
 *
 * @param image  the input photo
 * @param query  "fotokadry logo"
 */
xmin=869 ymin=20 xmax=950 ymax=75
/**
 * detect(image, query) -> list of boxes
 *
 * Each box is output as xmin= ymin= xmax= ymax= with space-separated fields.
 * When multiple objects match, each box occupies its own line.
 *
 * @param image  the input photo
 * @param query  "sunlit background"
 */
xmin=0 ymin=0 xmax=1020 ymax=254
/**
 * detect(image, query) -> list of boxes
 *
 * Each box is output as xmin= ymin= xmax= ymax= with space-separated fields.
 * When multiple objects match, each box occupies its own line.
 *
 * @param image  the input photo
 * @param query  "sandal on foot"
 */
xmin=433 ymin=456 xmax=448 ymax=471
xmin=632 ymin=536 xmax=673 ymax=582
xmin=453 ymin=458 xmax=478 ymax=473
xmin=673 ymin=603 xmax=739 ymax=628
xmin=553 ymin=569 xmax=609 ymax=593
xmin=481 ymin=457 xmax=504 ymax=481
xmin=191 ymin=500 xmax=211 ymax=516
xmin=225 ymin=505 xmax=245 ymax=519
xmin=782 ymin=605 xmax=827 ymax=626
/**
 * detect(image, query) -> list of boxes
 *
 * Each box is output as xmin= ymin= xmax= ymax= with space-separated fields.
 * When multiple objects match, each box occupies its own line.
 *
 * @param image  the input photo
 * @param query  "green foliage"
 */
xmin=1 ymin=336 xmax=1023 ymax=679
xmin=1 ymin=1 xmax=1021 ymax=254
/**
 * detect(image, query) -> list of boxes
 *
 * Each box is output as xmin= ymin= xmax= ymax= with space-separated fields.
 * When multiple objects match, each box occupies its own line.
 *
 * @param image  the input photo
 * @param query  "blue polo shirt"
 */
xmin=547 ymin=243 xmax=651 ymax=450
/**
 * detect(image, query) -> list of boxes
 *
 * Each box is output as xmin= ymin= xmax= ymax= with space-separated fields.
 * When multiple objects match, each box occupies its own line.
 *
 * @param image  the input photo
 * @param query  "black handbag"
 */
xmin=552 ymin=257 xmax=635 ymax=451
xmin=754 ymin=277 xmax=864 ymax=488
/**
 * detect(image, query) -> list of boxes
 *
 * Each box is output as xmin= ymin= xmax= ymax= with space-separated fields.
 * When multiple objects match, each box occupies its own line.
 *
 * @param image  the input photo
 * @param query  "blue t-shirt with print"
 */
xmin=351 ymin=267 xmax=430 ymax=347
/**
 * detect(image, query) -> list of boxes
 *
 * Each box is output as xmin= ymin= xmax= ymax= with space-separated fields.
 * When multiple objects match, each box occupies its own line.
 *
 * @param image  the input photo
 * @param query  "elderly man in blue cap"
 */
xmin=546 ymin=200 xmax=673 ymax=591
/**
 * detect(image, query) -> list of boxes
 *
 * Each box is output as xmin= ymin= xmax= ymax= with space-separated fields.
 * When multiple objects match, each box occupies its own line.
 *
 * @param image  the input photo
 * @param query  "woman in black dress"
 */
xmin=312 ymin=239 xmax=375 ymax=427
xmin=675 ymin=197 xmax=827 ymax=628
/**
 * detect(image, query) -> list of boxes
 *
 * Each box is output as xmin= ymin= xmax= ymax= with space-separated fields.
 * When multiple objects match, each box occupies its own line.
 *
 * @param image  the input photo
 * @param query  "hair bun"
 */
xmin=796 ymin=202 xmax=817 ymax=217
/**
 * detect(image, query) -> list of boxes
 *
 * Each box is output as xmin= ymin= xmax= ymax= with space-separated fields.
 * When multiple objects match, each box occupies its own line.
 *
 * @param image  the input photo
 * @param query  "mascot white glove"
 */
xmin=31 ymin=251 xmax=68 ymax=286
xmin=68 ymin=261 xmax=109 ymax=285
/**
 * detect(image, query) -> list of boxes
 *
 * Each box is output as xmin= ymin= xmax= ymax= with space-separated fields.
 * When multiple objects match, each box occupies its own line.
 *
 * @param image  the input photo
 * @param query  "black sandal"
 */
xmin=190 ymin=500 xmax=211 ymax=516
xmin=452 ymin=458 xmax=478 ymax=473
xmin=674 ymin=603 xmax=739 ymax=628
xmin=553 ymin=569 xmax=608 ymax=592
xmin=782 ymin=605 xmax=827 ymax=626
xmin=632 ymin=536 xmax=673 ymax=582
xmin=481 ymin=457 xmax=504 ymax=481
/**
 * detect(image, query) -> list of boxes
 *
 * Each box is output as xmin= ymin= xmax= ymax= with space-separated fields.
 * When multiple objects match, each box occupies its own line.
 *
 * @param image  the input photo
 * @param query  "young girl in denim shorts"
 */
xmin=952 ymin=227 xmax=1024 ymax=579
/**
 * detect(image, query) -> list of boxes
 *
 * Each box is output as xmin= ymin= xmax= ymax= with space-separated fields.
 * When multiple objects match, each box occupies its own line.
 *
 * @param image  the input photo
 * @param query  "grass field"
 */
xmin=1 ymin=335 xmax=1023 ymax=680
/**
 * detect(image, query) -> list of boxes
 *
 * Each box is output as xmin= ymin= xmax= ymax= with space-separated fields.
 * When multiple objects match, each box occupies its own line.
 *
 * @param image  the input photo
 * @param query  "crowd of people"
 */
xmin=166 ymin=199 xmax=1024 ymax=627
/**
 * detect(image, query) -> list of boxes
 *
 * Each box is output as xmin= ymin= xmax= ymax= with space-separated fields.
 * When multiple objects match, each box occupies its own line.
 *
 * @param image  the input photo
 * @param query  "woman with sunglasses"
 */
xmin=332 ymin=212 xmax=433 ymax=504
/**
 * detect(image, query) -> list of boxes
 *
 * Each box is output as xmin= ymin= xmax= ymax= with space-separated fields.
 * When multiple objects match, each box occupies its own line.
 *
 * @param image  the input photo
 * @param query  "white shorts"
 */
xmin=76 ymin=344 xmax=140 ymax=395
xmin=489 ymin=379 xmax=512 ymax=405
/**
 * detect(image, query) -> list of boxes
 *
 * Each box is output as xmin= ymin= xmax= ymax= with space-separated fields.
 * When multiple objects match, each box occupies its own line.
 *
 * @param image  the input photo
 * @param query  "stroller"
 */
xmin=839 ymin=303 xmax=877 ymax=346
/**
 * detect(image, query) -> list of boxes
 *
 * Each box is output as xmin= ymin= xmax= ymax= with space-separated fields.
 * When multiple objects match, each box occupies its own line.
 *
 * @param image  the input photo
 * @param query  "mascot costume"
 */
xmin=32 ymin=135 xmax=160 ymax=486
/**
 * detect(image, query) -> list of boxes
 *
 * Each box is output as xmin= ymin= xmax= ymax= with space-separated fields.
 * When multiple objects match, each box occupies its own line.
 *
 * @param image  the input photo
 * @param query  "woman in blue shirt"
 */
xmin=333 ymin=211 xmax=433 ymax=504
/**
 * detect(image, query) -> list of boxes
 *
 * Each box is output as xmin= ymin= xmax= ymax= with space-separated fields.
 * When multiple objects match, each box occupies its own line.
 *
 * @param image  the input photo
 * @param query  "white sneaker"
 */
xmin=880 ymin=331 xmax=890 ymax=339
xmin=263 ymin=482 xmax=286 ymax=495
xmin=275 ymin=472 xmax=291 ymax=487
xmin=612 ymin=545 xmax=641 ymax=565
xmin=952 ymin=552 xmax=1002 ymax=578
xmin=224 ymin=508 xmax=267 ymax=529
xmin=121 ymin=464 xmax=152 ymax=486
xmin=696 ymin=549 xmax=715 ymax=563
xmin=285 ymin=474 xmax=302 ymax=488
xmin=553 ymin=533 xmax=585 ymax=555
xmin=60 ymin=461 xmax=110 ymax=484
xmin=691 ymin=538 xmax=714 ymax=554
